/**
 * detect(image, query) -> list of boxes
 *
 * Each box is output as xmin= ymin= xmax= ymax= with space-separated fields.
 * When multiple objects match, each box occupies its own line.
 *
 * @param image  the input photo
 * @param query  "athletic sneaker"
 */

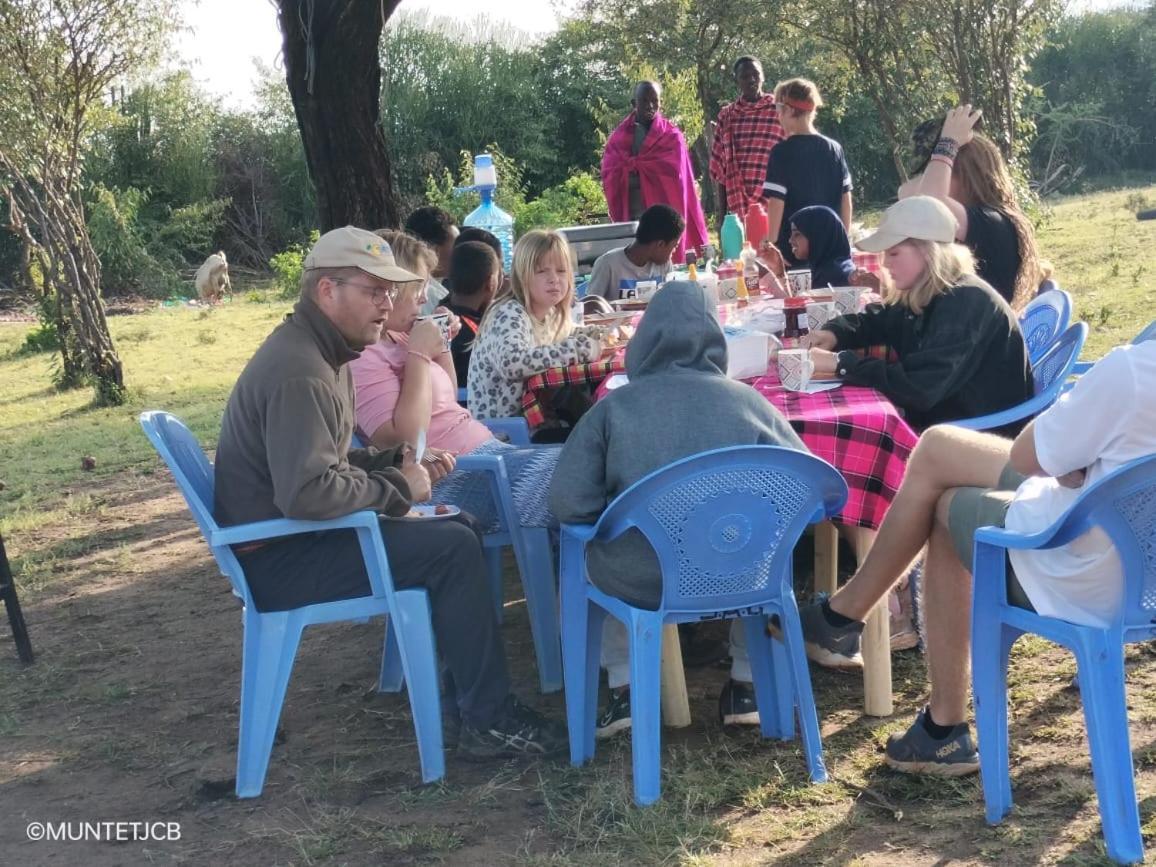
xmin=595 ymin=688 xmax=632 ymax=739
xmin=773 ymin=595 xmax=864 ymax=670
xmin=884 ymin=708 xmax=980 ymax=777
xmin=457 ymin=696 xmax=568 ymax=760
xmin=718 ymin=679 xmax=760 ymax=726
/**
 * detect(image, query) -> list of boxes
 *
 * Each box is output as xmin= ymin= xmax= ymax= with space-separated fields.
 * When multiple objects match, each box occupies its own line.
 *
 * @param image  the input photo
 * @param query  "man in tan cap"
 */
xmin=214 ymin=226 xmax=566 ymax=760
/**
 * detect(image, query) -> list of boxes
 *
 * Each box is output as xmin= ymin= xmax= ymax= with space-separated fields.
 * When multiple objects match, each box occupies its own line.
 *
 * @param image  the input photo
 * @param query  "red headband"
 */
xmin=783 ymin=97 xmax=815 ymax=112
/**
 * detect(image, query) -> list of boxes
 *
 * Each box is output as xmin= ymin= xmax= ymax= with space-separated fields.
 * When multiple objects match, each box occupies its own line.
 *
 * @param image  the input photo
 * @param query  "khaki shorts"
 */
xmin=947 ymin=462 xmax=1035 ymax=611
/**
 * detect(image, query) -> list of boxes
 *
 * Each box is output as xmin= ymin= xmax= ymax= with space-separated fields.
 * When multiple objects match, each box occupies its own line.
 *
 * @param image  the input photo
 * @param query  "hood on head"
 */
xmin=625 ymin=281 xmax=728 ymax=379
xmin=791 ymin=205 xmax=852 ymax=269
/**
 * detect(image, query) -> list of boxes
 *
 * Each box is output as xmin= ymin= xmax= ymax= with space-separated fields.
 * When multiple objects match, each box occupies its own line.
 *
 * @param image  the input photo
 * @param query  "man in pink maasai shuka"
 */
xmin=601 ymin=80 xmax=709 ymax=262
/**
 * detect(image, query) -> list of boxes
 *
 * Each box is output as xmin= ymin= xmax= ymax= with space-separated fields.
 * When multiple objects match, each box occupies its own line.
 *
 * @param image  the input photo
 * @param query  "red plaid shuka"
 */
xmin=521 ymin=356 xmax=627 ymax=431
xmin=709 ymin=95 xmax=785 ymax=217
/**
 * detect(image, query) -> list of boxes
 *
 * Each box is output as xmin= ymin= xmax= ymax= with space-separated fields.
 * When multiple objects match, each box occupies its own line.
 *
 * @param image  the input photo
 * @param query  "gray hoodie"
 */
xmin=548 ymin=281 xmax=808 ymax=609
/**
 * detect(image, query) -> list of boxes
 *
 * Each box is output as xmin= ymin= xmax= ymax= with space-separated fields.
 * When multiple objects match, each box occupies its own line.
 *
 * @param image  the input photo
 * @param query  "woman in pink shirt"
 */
xmin=350 ymin=230 xmax=560 ymax=529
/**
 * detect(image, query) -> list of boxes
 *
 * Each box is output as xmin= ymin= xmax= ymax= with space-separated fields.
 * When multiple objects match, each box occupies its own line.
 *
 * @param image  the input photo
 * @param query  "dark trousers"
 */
xmin=238 ymin=515 xmax=510 ymax=729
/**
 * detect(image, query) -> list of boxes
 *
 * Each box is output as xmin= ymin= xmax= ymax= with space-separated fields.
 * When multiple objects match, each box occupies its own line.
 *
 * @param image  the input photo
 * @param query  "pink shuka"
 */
xmin=601 ymin=112 xmax=709 ymax=261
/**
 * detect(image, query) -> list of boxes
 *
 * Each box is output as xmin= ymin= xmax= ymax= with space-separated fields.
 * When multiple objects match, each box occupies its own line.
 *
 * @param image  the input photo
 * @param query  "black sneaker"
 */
xmin=457 ymin=696 xmax=568 ymax=761
xmin=718 ymin=679 xmax=760 ymax=726
xmin=884 ymin=708 xmax=980 ymax=777
xmin=595 ymin=687 xmax=632 ymax=739
xmin=786 ymin=596 xmax=864 ymax=670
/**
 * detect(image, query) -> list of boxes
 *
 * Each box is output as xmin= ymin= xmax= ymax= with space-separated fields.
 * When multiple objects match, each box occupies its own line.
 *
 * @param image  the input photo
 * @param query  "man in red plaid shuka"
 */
xmin=709 ymin=57 xmax=785 ymax=222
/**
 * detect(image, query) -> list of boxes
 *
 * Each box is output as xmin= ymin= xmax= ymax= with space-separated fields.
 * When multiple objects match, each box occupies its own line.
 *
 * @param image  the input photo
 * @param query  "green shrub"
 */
xmin=269 ymin=230 xmax=319 ymax=299
xmin=20 ymin=323 xmax=59 ymax=354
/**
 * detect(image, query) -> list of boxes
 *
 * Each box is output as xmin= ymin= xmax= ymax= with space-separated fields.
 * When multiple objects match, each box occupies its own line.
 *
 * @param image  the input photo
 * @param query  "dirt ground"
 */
xmin=2 ymin=465 xmax=1155 ymax=866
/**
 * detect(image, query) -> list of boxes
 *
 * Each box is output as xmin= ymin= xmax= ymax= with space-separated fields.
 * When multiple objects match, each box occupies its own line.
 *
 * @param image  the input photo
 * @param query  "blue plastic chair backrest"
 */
xmin=1133 ymin=320 xmax=1156 ymax=345
xmin=1020 ymin=289 xmax=1071 ymax=363
xmin=139 ymin=411 xmax=253 ymax=606
xmin=590 ymin=446 xmax=848 ymax=613
xmin=1031 ymin=321 xmax=1086 ymax=397
xmin=1035 ymin=454 xmax=1156 ymax=631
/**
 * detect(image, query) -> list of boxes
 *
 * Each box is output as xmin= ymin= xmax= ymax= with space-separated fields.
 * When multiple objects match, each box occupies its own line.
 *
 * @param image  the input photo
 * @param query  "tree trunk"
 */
xmin=277 ymin=0 xmax=403 ymax=231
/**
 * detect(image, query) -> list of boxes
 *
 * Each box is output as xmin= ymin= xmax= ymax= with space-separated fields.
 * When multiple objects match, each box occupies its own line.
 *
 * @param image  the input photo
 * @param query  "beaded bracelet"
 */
xmin=932 ymin=136 xmax=960 ymax=160
xmin=407 ymin=349 xmax=433 ymax=364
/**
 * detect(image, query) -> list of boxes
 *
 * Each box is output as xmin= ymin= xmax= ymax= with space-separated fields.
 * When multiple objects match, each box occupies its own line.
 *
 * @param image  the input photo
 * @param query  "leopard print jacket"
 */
xmin=467 ymin=301 xmax=601 ymax=420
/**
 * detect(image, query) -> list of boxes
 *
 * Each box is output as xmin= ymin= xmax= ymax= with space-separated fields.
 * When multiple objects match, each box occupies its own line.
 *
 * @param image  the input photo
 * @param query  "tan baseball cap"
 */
xmin=303 ymin=226 xmax=424 ymax=283
xmin=856 ymin=196 xmax=958 ymax=252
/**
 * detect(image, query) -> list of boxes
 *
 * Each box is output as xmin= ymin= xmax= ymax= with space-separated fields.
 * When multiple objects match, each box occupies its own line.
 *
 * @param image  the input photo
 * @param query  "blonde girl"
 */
xmin=468 ymin=230 xmax=604 ymax=421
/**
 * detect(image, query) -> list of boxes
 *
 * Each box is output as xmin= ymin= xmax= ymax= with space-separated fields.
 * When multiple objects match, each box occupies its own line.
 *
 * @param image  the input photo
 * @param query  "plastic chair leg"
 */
xmin=236 ymin=610 xmax=304 ymax=798
xmin=1074 ymin=631 xmax=1143 ymax=864
xmin=562 ymin=597 xmax=606 ymax=766
xmin=518 ymin=528 xmax=562 ymax=694
xmin=483 ymin=541 xmax=504 ymax=623
xmin=377 ymin=616 xmax=405 ymax=693
xmin=390 ymin=589 xmax=446 ymax=784
xmin=779 ymin=595 xmax=828 ymax=783
xmin=628 ymin=612 xmax=664 ymax=806
xmin=742 ymin=613 xmax=790 ymax=740
xmin=973 ymin=616 xmax=1019 ymax=825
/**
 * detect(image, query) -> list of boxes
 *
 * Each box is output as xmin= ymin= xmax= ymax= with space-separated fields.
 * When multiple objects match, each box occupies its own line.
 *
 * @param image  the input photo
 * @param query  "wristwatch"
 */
xmin=835 ymin=350 xmax=857 ymax=378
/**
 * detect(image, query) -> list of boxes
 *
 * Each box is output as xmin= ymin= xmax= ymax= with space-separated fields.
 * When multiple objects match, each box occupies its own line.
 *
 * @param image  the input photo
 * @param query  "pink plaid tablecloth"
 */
xmin=752 ymin=370 xmax=917 ymax=529
xmin=852 ymin=248 xmax=885 ymax=276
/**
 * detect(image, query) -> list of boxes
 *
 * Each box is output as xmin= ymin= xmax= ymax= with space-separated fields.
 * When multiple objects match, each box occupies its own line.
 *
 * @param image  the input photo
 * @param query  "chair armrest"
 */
xmin=559 ymin=522 xmax=598 ymax=543
xmin=455 ymin=453 xmax=506 ymax=474
xmin=1071 ymin=360 xmax=1093 ymax=376
xmin=951 ymin=391 xmax=1054 ymax=431
xmin=483 ymin=417 xmax=531 ymax=446
xmin=210 ymin=510 xmax=381 ymax=547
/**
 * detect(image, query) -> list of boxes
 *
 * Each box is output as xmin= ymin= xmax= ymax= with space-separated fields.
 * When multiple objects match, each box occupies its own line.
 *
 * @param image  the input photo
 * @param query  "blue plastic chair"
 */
xmin=1019 ymin=289 xmax=1072 ymax=364
xmin=1036 ymin=277 xmax=1060 ymax=298
xmin=971 ymin=453 xmax=1156 ymax=864
xmin=1071 ymin=319 xmax=1156 ymax=378
xmin=560 ymin=446 xmax=848 ymax=805
xmin=457 ymin=386 xmax=469 ymax=407
xmin=952 ymin=322 xmax=1086 ymax=431
xmin=354 ymin=419 xmax=562 ymax=693
xmin=139 ymin=411 xmax=445 ymax=796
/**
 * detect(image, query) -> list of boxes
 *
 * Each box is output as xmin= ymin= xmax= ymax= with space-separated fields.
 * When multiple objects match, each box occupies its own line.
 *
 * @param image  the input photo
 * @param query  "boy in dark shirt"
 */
xmin=447 ymin=240 xmax=502 ymax=387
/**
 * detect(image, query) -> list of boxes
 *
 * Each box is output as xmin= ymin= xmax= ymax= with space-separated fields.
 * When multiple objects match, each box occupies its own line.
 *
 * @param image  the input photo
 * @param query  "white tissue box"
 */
xmin=724 ymin=327 xmax=770 ymax=380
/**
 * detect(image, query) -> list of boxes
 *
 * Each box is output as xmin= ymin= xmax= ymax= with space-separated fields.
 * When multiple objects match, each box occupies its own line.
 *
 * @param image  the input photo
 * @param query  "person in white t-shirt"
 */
xmin=586 ymin=205 xmax=682 ymax=300
xmin=787 ymin=339 xmax=1156 ymax=777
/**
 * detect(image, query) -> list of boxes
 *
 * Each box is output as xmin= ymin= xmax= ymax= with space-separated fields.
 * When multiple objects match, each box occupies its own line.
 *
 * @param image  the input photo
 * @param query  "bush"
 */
xmin=269 ymin=230 xmax=319 ymax=299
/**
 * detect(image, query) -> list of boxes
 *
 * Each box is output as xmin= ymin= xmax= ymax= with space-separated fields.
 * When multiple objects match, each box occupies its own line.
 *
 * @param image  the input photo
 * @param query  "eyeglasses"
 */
xmin=333 ymin=277 xmax=400 ymax=306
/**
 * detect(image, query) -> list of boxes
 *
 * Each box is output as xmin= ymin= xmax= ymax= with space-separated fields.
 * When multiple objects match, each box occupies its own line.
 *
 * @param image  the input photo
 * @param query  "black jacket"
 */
xmin=825 ymin=280 xmax=1033 ymax=432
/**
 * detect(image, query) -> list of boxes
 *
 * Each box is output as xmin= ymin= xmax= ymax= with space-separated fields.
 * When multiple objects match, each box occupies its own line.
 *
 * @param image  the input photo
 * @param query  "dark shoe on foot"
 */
xmin=790 ymin=596 xmax=864 ymax=670
xmin=718 ymin=679 xmax=760 ymax=726
xmin=884 ymin=708 xmax=979 ymax=777
xmin=595 ymin=688 xmax=632 ymax=740
xmin=457 ymin=696 xmax=568 ymax=761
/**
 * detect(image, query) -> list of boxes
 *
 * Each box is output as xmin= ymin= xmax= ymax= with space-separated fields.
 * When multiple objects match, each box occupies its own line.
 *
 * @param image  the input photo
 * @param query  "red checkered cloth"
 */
xmin=521 ymin=355 xmax=627 ymax=431
xmin=852 ymin=249 xmax=884 ymax=276
xmin=752 ymin=370 xmax=917 ymax=529
xmin=709 ymin=95 xmax=784 ymax=216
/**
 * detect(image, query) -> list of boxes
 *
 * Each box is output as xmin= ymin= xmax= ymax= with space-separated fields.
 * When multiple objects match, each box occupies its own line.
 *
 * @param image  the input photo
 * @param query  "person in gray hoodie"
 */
xmin=549 ymin=280 xmax=809 ymax=734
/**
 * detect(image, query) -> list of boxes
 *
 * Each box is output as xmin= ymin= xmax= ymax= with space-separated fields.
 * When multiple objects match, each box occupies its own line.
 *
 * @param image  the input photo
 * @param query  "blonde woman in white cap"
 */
xmin=803 ymin=196 xmax=1032 ymax=433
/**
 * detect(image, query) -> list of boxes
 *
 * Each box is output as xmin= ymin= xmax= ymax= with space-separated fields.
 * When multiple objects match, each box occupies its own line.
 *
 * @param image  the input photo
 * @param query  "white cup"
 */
xmin=778 ymin=348 xmax=814 ymax=392
xmin=787 ymin=269 xmax=812 ymax=296
xmin=832 ymin=286 xmax=863 ymax=316
xmin=806 ymin=301 xmax=838 ymax=331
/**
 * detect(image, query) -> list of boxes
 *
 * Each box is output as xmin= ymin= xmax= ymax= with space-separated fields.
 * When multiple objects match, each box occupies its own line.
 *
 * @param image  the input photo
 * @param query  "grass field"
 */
xmin=1 ymin=180 xmax=1155 ymax=865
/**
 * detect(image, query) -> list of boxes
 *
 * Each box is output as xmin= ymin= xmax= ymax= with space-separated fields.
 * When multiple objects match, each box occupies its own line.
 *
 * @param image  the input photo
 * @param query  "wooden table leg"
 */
xmin=852 ymin=529 xmax=893 ymax=717
xmin=660 ymin=623 xmax=691 ymax=728
xmin=813 ymin=521 xmax=838 ymax=597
